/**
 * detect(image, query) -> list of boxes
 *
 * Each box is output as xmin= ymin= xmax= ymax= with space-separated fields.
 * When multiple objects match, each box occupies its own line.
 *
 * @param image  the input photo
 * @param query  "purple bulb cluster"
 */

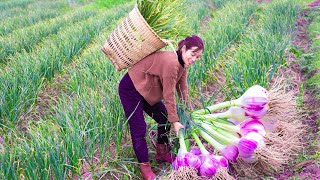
xmin=240 ymin=119 xmax=266 ymax=136
xmin=234 ymin=86 xmax=268 ymax=162
xmin=199 ymin=155 xmax=220 ymax=177
xmin=237 ymin=131 xmax=265 ymax=162
xmin=220 ymin=144 xmax=239 ymax=162
xmin=172 ymin=85 xmax=272 ymax=178
xmin=173 ymin=148 xmax=231 ymax=178
xmin=172 ymin=152 xmax=201 ymax=170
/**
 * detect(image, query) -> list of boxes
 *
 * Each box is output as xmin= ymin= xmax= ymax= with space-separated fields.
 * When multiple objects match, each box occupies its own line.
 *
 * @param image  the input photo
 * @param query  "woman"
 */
xmin=118 ymin=35 xmax=204 ymax=180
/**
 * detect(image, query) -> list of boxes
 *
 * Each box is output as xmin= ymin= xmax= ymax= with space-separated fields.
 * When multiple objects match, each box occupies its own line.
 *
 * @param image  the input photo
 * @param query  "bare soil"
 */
xmin=274 ymin=3 xmax=320 ymax=179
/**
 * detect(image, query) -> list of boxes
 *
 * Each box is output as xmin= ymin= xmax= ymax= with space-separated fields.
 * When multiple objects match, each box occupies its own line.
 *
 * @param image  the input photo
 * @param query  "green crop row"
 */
xmin=0 ymin=0 xmax=69 ymax=21
xmin=211 ymin=0 xmax=240 ymax=8
xmin=0 ymin=3 xmax=134 ymax=179
xmin=0 ymin=3 xmax=133 ymax=125
xmin=222 ymin=0 xmax=301 ymax=97
xmin=0 ymin=1 xmax=217 ymax=178
xmin=188 ymin=0 xmax=258 ymax=99
xmin=28 ymin=0 xmax=226 ymax=165
xmin=0 ymin=9 xmax=97 ymax=64
xmin=184 ymin=0 xmax=215 ymax=36
xmin=0 ymin=0 xmax=34 ymax=10
xmin=0 ymin=8 xmax=66 ymax=36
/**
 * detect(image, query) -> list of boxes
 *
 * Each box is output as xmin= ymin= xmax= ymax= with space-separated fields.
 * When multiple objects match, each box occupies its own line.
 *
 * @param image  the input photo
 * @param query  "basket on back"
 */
xmin=101 ymin=5 xmax=167 ymax=71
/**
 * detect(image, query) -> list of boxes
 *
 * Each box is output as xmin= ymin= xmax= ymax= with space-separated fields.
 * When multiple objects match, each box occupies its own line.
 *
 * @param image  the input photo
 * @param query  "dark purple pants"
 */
xmin=118 ymin=73 xmax=171 ymax=163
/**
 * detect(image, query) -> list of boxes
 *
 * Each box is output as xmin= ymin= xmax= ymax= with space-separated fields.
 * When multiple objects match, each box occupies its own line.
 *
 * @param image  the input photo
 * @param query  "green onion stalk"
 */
xmin=191 ymin=131 xmax=224 ymax=178
xmin=192 ymin=106 xmax=267 ymax=137
xmin=176 ymin=103 xmax=263 ymax=164
xmin=196 ymin=124 xmax=239 ymax=162
xmin=191 ymin=131 xmax=229 ymax=168
xmin=192 ymin=117 xmax=266 ymax=163
xmin=137 ymin=0 xmax=191 ymax=43
xmin=172 ymin=129 xmax=201 ymax=170
xmin=192 ymin=106 xmax=247 ymax=125
xmin=192 ymin=85 xmax=269 ymax=119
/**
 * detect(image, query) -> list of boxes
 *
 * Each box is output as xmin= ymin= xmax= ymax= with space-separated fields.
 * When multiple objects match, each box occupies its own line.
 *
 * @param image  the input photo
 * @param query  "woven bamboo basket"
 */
xmin=101 ymin=5 xmax=168 ymax=71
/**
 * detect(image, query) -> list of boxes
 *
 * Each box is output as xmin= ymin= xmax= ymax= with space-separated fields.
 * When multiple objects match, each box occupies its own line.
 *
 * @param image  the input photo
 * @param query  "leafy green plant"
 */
xmin=0 ymin=0 xmax=34 ymax=10
xmin=137 ymin=0 xmax=191 ymax=42
xmin=222 ymin=0 xmax=300 ymax=97
xmin=0 ymin=8 xmax=61 ymax=36
xmin=0 ymin=9 xmax=97 ymax=64
xmin=0 ymin=4 xmax=132 ymax=125
xmin=95 ymin=0 xmax=132 ymax=8
xmin=188 ymin=0 xmax=258 ymax=96
xmin=307 ymin=8 xmax=320 ymax=99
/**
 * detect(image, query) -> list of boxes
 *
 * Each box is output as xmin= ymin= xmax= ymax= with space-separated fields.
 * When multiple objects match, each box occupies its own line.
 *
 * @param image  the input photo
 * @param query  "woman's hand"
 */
xmin=172 ymin=122 xmax=184 ymax=136
xmin=187 ymin=102 xmax=194 ymax=111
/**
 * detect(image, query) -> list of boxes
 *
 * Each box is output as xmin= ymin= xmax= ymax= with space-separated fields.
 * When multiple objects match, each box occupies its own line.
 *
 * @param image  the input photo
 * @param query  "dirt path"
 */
xmin=275 ymin=3 xmax=320 ymax=179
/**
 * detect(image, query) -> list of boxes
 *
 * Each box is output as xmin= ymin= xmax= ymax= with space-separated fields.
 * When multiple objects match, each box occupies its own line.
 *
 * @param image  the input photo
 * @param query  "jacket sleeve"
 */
xmin=162 ymin=72 xmax=180 ymax=123
xmin=176 ymin=70 xmax=190 ymax=105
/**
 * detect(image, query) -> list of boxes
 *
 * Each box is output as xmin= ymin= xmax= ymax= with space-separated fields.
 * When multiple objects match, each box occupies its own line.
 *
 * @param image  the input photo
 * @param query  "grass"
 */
xmin=95 ymin=0 xmax=132 ymax=8
xmin=0 ymin=2 xmax=134 ymax=178
xmin=211 ymin=0 xmax=240 ymax=8
xmin=0 ymin=0 xmax=214 ymax=178
xmin=222 ymin=0 xmax=301 ymax=98
xmin=0 ymin=0 xmax=34 ymax=10
xmin=307 ymin=8 xmax=320 ymax=98
xmin=160 ymin=0 xmax=214 ymax=51
xmin=0 ymin=9 xmax=97 ymax=64
xmin=0 ymin=4 xmax=132 ymax=125
xmin=0 ymin=0 xmax=69 ymax=21
xmin=137 ymin=0 xmax=190 ymax=43
xmin=82 ymin=0 xmax=133 ymax=10
xmin=0 ymin=1 xmax=68 ymax=36
xmin=188 ymin=0 xmax=258 ymax=100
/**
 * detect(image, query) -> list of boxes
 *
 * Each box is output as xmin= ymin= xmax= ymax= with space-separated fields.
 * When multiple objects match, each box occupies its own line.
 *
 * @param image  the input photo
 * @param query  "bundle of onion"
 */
xmin=165 ymin=130 xmax=201 ymax=179
xmin=168 ymin=83 xmax=306 ymax=178
xmin=172 ymin=130 xmax=201 ymax=170
xmin=191 ymin=131 xmax=231 ymax=179
xmin=190 ymin=85 xmax=269 ymax=163
xmin=195 ymin=121 xmax=266 ymax=163
xmin=168 ymin=129 xmax=235 ymax=179
xmin=192 ymin=85 xmax=269 ymax=118
xmin=167 ymin=85 xmax=272 ymax=179
xmin=230 ymin=81 xmax=306 ymax=177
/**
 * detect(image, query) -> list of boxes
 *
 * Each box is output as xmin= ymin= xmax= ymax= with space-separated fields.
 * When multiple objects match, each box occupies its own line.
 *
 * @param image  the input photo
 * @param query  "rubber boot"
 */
xmin=139 ymin=162 xmax=156 ymax=180
xmin=155 ymin=143 xmax=175 ymax=163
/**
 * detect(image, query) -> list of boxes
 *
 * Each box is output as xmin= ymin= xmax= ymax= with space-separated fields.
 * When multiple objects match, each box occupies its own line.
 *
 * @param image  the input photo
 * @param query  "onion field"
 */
xmin=0 ymin=0 xmax=319 ymax=179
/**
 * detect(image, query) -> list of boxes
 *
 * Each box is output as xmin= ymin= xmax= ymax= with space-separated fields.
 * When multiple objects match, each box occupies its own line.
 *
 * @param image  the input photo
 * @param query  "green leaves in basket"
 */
xmin=137 ymin=0 xmax=191 ymax=43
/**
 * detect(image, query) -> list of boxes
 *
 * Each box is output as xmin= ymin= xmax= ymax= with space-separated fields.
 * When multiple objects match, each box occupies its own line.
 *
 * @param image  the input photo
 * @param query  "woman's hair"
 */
xmin=177 ymin=35 xmax=204 ymax=52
